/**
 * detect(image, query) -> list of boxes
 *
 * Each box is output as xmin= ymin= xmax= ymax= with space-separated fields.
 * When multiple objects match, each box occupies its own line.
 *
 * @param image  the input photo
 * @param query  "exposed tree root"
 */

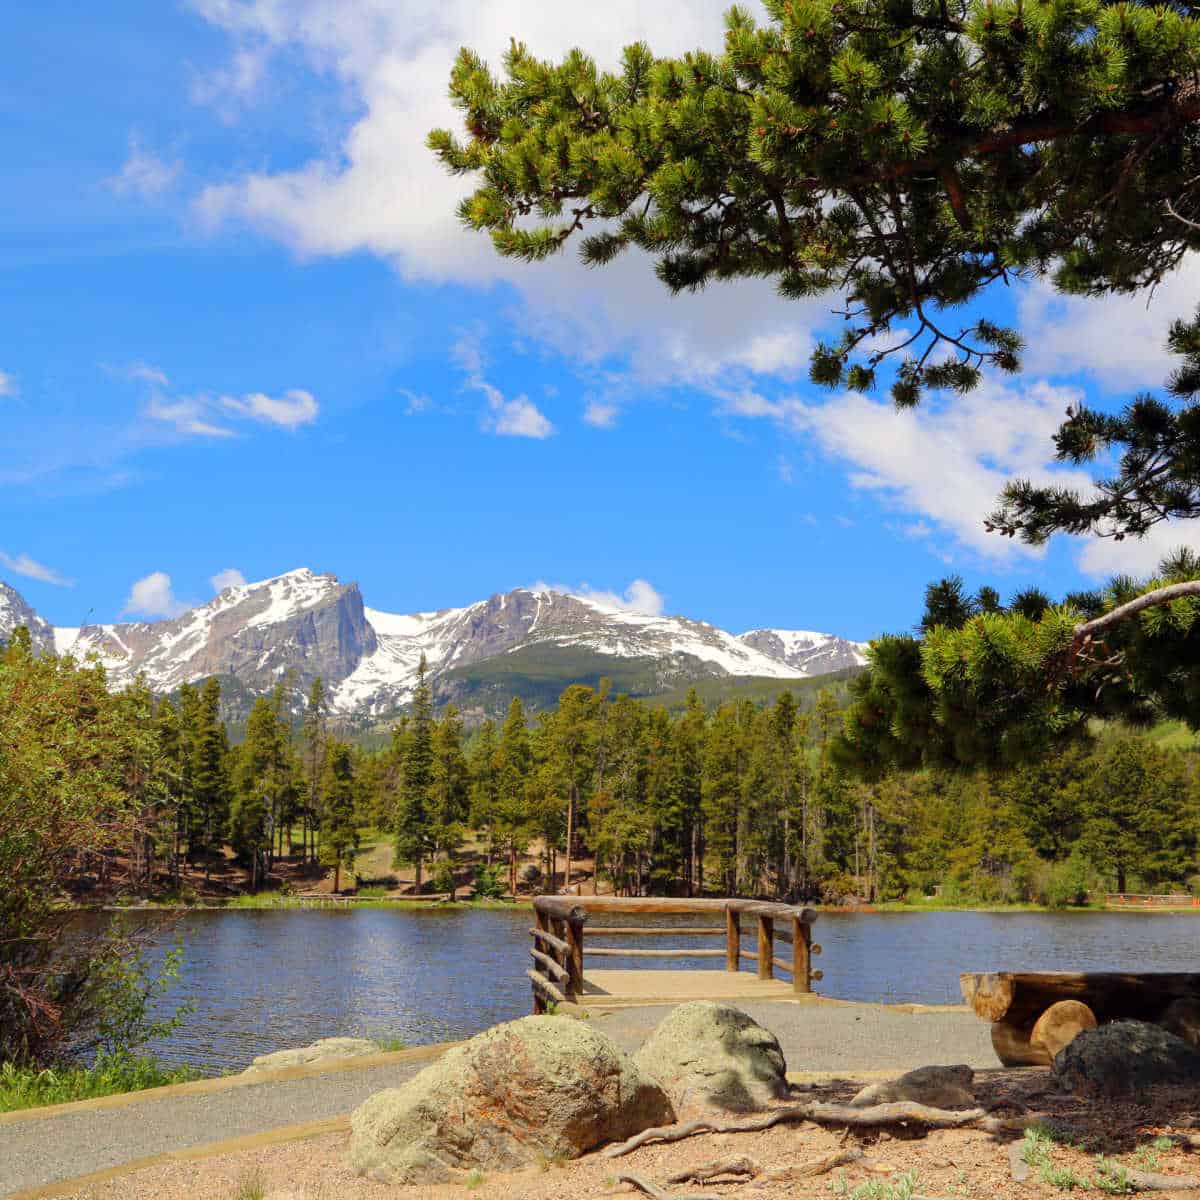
xmin=663 ymin=1156 xmax=761 ymax=1185
xmin=614 ymin=1171 xmax=721 ymax=1200
xmin=1117 ymin=1168 xmax=1200 ymax=1192
xmin=603 ymin=1102 xmax=988 ymax=1159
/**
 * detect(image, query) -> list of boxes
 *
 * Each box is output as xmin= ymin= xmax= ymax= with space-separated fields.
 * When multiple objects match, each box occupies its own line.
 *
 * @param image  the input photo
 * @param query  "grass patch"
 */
xmin=0 ymin=1055 xmax=201 ymax=1113
xmin=232 ymin=1169 xmax=267 ymax=1200
xmin=832 ymin=1168 xmax=921 ymax=1200
xmin=374 ymin=1035 xmax=407 ymax=1052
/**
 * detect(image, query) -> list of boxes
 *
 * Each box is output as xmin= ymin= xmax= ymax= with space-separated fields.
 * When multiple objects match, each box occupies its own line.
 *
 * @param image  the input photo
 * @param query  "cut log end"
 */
xmin=1030 ymin=999 xmax=1097 ymax=1061
xmin=961 ymin=972 xmax=1016 ymax=1022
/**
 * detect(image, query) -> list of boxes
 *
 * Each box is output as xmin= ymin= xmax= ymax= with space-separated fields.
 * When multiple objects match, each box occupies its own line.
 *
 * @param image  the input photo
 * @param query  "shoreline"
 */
xmin=72 ymin=897 xmax=1200 ymax=914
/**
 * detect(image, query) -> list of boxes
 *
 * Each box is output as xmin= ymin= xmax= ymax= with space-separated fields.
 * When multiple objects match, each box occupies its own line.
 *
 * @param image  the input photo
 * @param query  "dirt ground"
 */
xmin=58 ymin=1070 xmax=1200 ymax=1200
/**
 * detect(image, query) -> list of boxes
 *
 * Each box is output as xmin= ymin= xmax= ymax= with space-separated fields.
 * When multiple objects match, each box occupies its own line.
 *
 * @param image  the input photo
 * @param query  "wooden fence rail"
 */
xmin=527 ymin=896 xmax=822 ymax=1013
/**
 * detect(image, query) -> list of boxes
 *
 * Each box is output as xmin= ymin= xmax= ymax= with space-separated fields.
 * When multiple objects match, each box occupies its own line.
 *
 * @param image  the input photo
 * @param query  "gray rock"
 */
xmin=633 ymin=1001 xmax=788 ymax=1116
xmin=243 ymin=1037 xmax=381 ymax=1073
xmin=850 ymin=1064 xmax=975 ymax=1108
xmin=1053 ymin=1020 xmax=1200 ymax=1097
xmin=348 ymin=1015 xmax=672 ymax=1183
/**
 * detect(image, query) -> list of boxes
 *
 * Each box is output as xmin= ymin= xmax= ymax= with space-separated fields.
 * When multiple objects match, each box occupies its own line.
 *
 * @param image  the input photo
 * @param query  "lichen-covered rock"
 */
xmin=243 ymin=1037 xmax=381 ymax=1073
xmin=633 ymin=1001 xmax=788 ymax=1115
xmin=1053 ymin=1020 xmax=1200 ymax=1097
xmin=348 ymin=1016 xmax=672 ymax=1183
xmin=850 ymin=1064 xmax=975 ymax=1108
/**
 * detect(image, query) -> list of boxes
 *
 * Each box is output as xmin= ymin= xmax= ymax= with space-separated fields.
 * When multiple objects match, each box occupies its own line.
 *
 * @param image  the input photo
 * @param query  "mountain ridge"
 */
xmin=1 ymin=568 xmax=869 ymax=720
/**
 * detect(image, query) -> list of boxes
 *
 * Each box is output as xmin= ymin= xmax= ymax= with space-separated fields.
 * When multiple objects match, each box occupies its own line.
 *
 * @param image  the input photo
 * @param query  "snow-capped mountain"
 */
xmin=1 ymin=569 xmax=868 ymax=719
xmin=0 ymin=582 xmax=55 ymax=656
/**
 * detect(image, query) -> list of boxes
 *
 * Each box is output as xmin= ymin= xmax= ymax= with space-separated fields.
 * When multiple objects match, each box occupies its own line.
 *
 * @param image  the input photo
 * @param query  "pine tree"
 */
xmin=230 ymin=697 xmax=276 ymax=890
xmin=301 ymin=677 xmax=328 ymax=865
xmin=429 ymin=704 xmax=470 ymax=897
xmin=495 ymin=696 xmax=533 ymax=896
xmin=192 ymin=677 xmax=230 ymax=880
xmin=433 ymin=6 xmax=1200 ymax=409
xmin=467 ymin=719 xmax=500 ymax=864
xmin=393 ymin=655 xmax=434 ymax=891
xmin=319 ymin=739 xmax=359 ymax=892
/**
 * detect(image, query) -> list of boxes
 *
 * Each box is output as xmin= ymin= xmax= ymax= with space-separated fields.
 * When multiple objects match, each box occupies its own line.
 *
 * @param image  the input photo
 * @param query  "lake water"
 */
xmin=131 ymin=908 xmax=1200 ymax=1070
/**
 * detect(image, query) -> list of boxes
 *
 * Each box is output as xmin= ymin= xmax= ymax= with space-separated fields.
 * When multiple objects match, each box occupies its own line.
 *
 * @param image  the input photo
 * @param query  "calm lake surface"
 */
xmin=136 ymin=908 xmax=1200 ymax=1069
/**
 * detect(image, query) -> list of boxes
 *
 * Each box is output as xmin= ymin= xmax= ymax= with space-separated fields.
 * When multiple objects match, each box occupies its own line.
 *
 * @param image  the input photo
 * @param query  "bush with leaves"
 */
xmin=0 ymin=630 xmax=179 ymax=1065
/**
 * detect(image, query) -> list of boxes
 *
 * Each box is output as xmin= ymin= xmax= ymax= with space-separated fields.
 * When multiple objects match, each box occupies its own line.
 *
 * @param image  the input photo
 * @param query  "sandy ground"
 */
xmin=57 ymin=1071 xmax=1200 ymax=1200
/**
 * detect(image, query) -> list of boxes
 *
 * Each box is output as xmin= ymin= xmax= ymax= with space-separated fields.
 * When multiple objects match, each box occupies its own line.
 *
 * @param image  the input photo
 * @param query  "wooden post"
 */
xmin=725 ymin=906 xmax=740 ymax=972
xmin=757 ymin=914 xmax=773 ymax=980
xmin=533 ymin=907 xmax=550 ymax=1013
xmin=792 ymin=915 xmax=811 ymax=994
xmin=565 ymin=917 xmax=584 ymax=999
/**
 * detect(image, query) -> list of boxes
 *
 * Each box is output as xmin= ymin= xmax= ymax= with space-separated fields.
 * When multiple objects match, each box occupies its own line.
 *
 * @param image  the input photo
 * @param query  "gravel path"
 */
xmin=0 ymin=1001 xmax=996 ymax=1198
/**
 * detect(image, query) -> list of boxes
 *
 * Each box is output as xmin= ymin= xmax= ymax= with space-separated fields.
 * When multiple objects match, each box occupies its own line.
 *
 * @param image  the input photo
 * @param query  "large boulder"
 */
xmin=349 ymin=1016 xmax=672 ymax=1183
xmin=633 ymin=1001 xmax=788 ymax=1116
xmin=1053 ymin=1020 xmax=1200 ymax=1097
xmin=850 ymin=1064 xmax=975 ymax=1109
xmin=243 ymin=1037 xmax=381 ymax=1073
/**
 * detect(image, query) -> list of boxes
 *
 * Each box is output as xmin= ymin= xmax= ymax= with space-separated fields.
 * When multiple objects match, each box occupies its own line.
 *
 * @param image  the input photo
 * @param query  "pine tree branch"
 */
xmin=1074 ymin=580 xmax=1200 ymax=644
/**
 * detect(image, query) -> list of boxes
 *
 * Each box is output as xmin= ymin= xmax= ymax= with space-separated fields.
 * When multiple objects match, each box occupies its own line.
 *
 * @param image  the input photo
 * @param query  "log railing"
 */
xmin=528 ymin=896 xmax=822 ymax=1013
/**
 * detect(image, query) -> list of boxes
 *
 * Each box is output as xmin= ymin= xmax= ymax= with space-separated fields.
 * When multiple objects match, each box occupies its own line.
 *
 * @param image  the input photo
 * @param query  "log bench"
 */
xmin=961 ymin=971 xmax=1200 ymax=1066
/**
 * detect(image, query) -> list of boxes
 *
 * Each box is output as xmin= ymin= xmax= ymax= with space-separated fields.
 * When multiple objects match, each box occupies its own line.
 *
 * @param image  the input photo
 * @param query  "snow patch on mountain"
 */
xmin=0 ymin=570 xmax=868 ymax=718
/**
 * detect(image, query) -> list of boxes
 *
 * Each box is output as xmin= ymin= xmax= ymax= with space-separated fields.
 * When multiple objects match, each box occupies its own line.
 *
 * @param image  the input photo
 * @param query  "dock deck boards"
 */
xmin=573 ymin=968 xmax=801 ymax=1008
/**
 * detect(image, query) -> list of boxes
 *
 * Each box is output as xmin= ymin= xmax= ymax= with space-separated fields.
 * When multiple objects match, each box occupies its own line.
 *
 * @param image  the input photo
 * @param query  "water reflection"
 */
xmin=131 ymin=908 xmax=1200 ymax=1070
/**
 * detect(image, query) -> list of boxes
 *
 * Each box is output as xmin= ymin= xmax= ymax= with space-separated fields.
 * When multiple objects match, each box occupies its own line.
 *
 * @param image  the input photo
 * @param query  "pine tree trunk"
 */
xmin=564 ymin=789 xmax=575 ymax=896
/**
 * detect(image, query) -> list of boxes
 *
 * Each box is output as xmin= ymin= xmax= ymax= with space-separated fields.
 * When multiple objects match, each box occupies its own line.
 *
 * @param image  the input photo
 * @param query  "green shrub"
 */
xmin=472 ymin=864 xmax=505 ymax=899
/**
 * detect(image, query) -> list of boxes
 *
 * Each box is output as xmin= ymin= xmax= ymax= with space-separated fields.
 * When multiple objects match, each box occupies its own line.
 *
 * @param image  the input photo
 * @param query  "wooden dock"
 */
xmin=527 ymin=895 xmax=824 ymax=1013
xmin=574 ymin=968 xmax=802 ymax=1008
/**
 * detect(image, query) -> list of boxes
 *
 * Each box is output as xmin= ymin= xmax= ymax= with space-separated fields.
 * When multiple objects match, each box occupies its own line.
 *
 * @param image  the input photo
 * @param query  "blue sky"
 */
xmin=3 ymin=0 xmax=1197 ymax=642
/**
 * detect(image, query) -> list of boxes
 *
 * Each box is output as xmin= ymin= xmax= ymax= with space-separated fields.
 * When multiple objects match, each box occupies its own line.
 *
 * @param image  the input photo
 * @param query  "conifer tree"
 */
xmin=394 ymin=656 xmax=434 ymax=891
xmin=429 ymin=704 xmax=470 ymax=896
xmin=495 ymin=696 xmax=533 ymax=895
xmin=192 ymin=677 xmax=230 ymax=880
xmin=301 ymin=677 xmax=328 ymax=865
xmin=467 ymin=719 xmax=500 ymax=864
xmin=230 ymin=697 xmax=278 ymax=890
xmin=319 ymin=739 xmax=359 ymax=892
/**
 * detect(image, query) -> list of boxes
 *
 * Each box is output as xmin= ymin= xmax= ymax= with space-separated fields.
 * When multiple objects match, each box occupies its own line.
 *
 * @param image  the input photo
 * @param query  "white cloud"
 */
xmin=582 ymin=401 xmax=618 ymax=429
xmin=106 ymin=134 xmax=181 ymax=199
xmin=537 ymin=578 xmax=666 ymax=616
xmin=188 ymin=1 xmax=843 ymax=390
xmin=454 ymin=332 xmax=554 ymax=439
xmin=122 ymin=571 xmax=189 ymax=619
xmin=211 ymin=567 xmax=247 ymax=592
xmin=1018 ymin=257 xmax=1200 ymax=391
xmin=220 ymin=388 xmax=319 ymax=429
xmin=731 ymin=378 xmax=1092 ymax=565
xmin=486 ymin=396 xmax=554 ymax=439
xmin=123 ymin=361 xmax=171 ymax=387
xmin=1075 ymin=523 xmax=1200 ymax=581
xmin=0 ymin=551 xmax=74 ymax=587
xmin=0 ymin=371 xmax=17 ymax=398
xmin=147 ymin=394 xmax=236 ymax=438
xmin=777 ymin=455 xmax=794 ymax=485
xmin=399 ymin=388 xmax=432 ymax=414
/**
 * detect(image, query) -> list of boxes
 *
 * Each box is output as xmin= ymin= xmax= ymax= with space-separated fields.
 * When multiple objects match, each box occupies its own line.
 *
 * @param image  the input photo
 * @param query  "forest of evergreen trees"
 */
xmin=123 ymin=650 xmax=1200 ymax=907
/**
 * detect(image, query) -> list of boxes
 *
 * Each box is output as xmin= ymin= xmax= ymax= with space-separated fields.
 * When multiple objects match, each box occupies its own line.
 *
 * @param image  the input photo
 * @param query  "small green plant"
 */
xmin=832 ymin=1169 xmax=920 ymax=1200
xmin=374 ymin=1035 xmax=406 ymax=1052
xmin=233 ymin=1169 xmax=267 ymax=1200
xmin=1132 ymin=1136 xmax=1174 ymax=1171
xmin=1092 ymin=1157 xmax=1136 ymax=1195
xmin=464 ymin=1168 xmax=486 ymax=1189
xmin=1041 ymin=1164 xmax=1090 ymax=1192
